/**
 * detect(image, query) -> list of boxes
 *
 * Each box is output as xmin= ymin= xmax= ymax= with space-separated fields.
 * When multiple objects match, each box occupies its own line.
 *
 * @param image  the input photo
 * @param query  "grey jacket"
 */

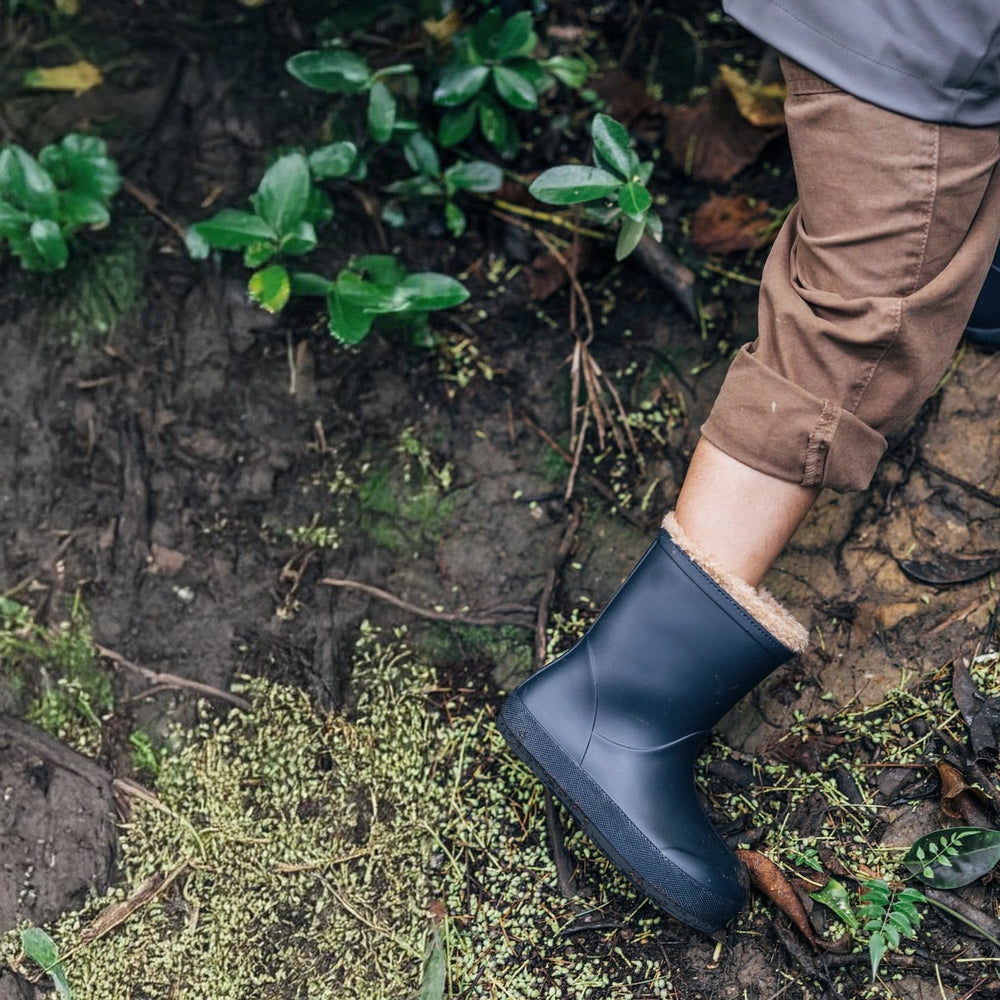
xmin=723 ymin=0 xmax=1000 ymax=125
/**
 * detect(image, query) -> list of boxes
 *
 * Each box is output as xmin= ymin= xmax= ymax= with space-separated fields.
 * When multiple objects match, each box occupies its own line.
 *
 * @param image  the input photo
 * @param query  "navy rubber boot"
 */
xmin=965 ymin=240 xmax=1000 ymax=351
xmin=497 ymin=529 xmax=798 ymax=933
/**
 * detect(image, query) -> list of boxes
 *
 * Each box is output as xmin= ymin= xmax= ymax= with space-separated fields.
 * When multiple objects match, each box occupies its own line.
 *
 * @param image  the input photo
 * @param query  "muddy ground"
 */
xmin=1 ymin=2 xmax=998 ymax=998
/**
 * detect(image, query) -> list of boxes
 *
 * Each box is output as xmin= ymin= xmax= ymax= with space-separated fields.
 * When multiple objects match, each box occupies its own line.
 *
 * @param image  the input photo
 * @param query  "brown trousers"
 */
xmin=702 ymin=59 xmax=1000 ymax=492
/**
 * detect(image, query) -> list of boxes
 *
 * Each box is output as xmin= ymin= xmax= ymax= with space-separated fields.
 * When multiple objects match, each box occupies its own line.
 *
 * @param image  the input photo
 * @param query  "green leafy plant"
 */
xmin=186 ymin=148 xmax=353 ymax=312
xmin=903 ymin=826 xmax=1000 ymax=889
xmin=128 ymin=728 xmax=162 ymax=779
xmin=528 ymin=112 xmax=660 ymax=260
xmin=432 ymin=8 xmax=587 ymax=157
xmin=21 ymin=926 xmax=72 ymax=999
xmin=290 ymin=254 xmax=468 ymax=346
xmin=857 ymin=878 xmax=925 ymax=980
xmin=0 ymin=133 xmax=120 ymax=272
xmin=386 ymin=132 xmax=503 ymax=236
xmin=286 ymin=46 xmax=415 ymax=145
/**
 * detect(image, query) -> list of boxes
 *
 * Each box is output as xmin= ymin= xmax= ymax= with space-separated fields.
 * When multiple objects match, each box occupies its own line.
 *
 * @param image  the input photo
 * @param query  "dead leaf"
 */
xmin=952 ymin=660 xmax=1000 ymax=761
xmin=937 ymin=760 xmax=993 ymax=826
xmin=526 ymin=241 xmax=589 ymax=302
xmin=80 ymin=873 xmax=165 ymax=943
xmin=719 ymin=65 xmax=786 ymax=127
xmin=423 ymin=10 xmax=463 ymax=43
xmin=897 ymin=553 xmax=1000 ymax=586
xmin=690 ymin=193 xmax=773 ymax=254
xmin=23 ymin=60 xmax=103 ymax=95
xmin=736 ymin=849 xmax=821 ymax=948
xmin=664 ymin=76 xmax=785 ymax=184
xmin=589 ymin=69 xmax=665 ymax=127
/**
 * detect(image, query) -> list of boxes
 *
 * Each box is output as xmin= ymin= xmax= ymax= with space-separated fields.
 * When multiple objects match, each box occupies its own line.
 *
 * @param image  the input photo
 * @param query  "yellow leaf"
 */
xmin=24 ymin=60 xmax=102 ymax=96
xmin=720 ymin=64 xmax=786 ymax=128
xmin=55 ymin=0 xmax=80 ymax=13
xmin=423 ymin=10 xmax=463 ymax=43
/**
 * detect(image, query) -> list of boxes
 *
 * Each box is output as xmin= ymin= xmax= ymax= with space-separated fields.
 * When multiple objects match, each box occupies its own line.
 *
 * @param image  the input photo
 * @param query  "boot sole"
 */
xmin=497 ymin=690 xmax=741 ymax=934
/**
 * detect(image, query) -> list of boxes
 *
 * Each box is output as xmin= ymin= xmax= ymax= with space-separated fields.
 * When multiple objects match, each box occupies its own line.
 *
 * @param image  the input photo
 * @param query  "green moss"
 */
xmin=8 ymin=624 xmax=681 ymax=999
xmin=0 ymin=594 xmax=112 ymax=756
xmin=33 ymin=213 xmax=151 ymax=347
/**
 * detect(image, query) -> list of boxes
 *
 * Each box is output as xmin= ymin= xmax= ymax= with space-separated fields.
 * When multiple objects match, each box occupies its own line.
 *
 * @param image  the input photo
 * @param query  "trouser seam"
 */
xmin=844 ymin=122 xmax=940 ymax=420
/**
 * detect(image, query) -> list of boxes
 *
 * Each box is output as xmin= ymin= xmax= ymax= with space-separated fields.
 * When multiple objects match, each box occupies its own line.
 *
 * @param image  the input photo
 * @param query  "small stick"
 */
xmin=122 ymin=180 xmax=187 ymax=243
xmin=96 ymin=644 xmax=251 ymax=710
xmin=318 ymin=578 xmax=534 ymax=628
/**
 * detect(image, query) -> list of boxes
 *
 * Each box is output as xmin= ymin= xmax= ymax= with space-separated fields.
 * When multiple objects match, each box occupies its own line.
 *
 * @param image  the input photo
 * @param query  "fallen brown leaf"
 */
xmin=937 ymin=760 xmax=993 ymax=826
xmin=690 ymin=193 xmax=773 ymax=254
xmin=736 ymin=849 xmax=821 ymax=948
xmin=720 ymin=65 xmax=786 ymax=128
xmin=664 ymin=76 xmax=785 ymax=184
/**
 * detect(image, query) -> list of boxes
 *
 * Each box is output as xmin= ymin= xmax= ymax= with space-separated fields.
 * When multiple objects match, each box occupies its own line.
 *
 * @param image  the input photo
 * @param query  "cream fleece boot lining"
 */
xmin=661 ymin=512 xmax=809 ymax=653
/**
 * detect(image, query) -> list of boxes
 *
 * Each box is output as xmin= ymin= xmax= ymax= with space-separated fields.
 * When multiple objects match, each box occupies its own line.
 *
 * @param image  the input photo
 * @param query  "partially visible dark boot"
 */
xmin=497 ymin=514 xmax=807 ymax=933
xmin=965 ymin=240 xmax=1000 ymax=351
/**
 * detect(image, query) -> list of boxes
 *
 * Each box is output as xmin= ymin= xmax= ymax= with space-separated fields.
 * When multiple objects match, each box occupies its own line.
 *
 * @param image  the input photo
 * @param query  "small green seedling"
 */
xmin=21 ymin=926 xmax=72 ymax=999
xmin=857 ymin=878 xmax=925 ymax=981
xmin=186 ymin=148 xmax=354 ymax=312
xmin=0 ymin=134 xmax=120 ymax=272
xmin=529 ymin=112 xmax=660 ymax=260
xmin=386 ymin=132 xmax=503 ymax=236
xmin=286 ymin=46 xmax=415 ymax=144
xmin=290 ymin=254 xmax=468 ymax=346
xmin=433 ymin=8 xmax=587 ymax=157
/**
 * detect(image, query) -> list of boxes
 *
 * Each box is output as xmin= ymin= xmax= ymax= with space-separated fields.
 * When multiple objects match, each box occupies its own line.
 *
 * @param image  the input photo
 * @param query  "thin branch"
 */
xmin=318 ymin=577 xmax=534 ymax=628
xmin=96 ymin=644 xmax=251 ymax=710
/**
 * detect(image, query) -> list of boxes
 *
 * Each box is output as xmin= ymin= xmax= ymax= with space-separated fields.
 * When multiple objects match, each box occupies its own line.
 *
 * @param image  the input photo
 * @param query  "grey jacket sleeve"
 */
xmin=723 ymin=0 xmax=1000 ymax=125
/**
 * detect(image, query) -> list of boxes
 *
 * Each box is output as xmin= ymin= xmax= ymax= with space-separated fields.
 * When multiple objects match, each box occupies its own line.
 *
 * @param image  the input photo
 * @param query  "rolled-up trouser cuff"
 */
xmin=701 ymin=347 xmax=887 ymax=492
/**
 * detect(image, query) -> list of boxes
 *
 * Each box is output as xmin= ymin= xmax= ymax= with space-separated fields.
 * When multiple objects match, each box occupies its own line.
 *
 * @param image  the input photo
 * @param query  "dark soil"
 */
xmin=1 ymin=3 xmax=998 ymax=999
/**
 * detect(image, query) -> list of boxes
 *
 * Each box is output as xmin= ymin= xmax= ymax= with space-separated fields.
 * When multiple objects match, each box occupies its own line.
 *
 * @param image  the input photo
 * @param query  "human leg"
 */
xmin=499 ymin=63 xmax=1000 ymax=934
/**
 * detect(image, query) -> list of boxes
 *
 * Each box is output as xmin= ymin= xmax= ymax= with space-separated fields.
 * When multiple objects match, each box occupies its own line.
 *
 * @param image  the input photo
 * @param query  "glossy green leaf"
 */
xmin=477 ymin=93 xmax=509 ymax=151
xmin=327 ymin=289 xmax=375 ymax=345
xmin=308 ymin=141 xmax=357 ymax=179
xmin=615 ymin=214 xmax=645 ymax=260
xmin=617 ymin=180 xmax=651 ymax=222
xmin=190 ymin=209 xmax=276 ymax=251
xmin=38 ymin=133 xmax=120 ymax=201
xmin=59 ymin=191 xmax=109 ymax=228
xmin=303 ymin=187 xmax=334 ymax=226
xmin=808 ymin=877 xmax=858 ymax=932
xmin=386 ymin=177 xmax=442 ymax=198
xmin=350 ymin=254 xmax=406 ymax=287
xmin=438 ymin=103 xmax=477 ymax=148
xmin=529 ymin=165 xmax=621 ymax=204
xmin=492 ymin=65 xmax=538 ymax=110
xmin=495 ymin=11 xmax=536 ymax=59
xmin=397 ymin=272 xmax=469 ymax=311
xmin=337 ymin=270 xmax=407 ymax=313
xmin=243 ymin=240 xmax=277 ymax=268
xmin=286 ymin=48 xmax=370 ymax=94
xmin=543 ymin=55 xmax=588 ymax=89
xmin=418 ymin=931 xmax=446 ymax=1000
xmin=404 ymin=133 xmax=441 ymax=178
xmin=592 ymin=113 xmax=637 ymax=181
xmin=367 ymin=80 xmax=396 ymax=142
xmin=21 ymin=927 xmax=71 ymax=999
xmin=0 ymin=145 xmax=59 ymax=218
xmin=278 ymin=219 xmax=317 ymax=257
xmin=248 ymin=264 xmax=291 ymax=313
xmin=0 ymin=198 xmax=31 ymax=235
xmin=252 ymin=153 xmax=312 ymax=239
xmin=289 ymin=271 xmax=334 ymax=297
xmin=372 ymin=62 xmax=414 ymax=80
xmin=30 ymin=219 xmax=68 ymax=270
xmin=444 ymin=160 xmax=502 ymax=193
xmin=444 ymin=200 xmax=466 ymax=237
xmin=644 ymin=210 xmax=663 ymax=241
xmin=468 ymin=7 xmax=502 ymax=60
xmin=868 ymin=931 xmax=886 ymax=980
xmin=433 ymin=65 xmax=489 ymax=107
xmin=903 ymin=827 xmax=1000 ymax=889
